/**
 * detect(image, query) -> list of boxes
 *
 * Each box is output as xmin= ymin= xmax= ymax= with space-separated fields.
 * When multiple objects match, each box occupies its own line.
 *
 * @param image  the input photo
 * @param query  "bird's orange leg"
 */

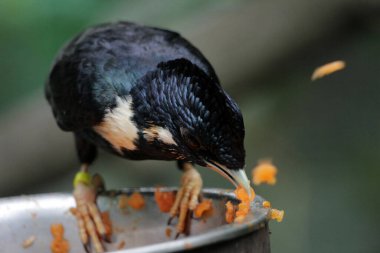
xmin=169 ymin=163 xmax=202 ymax=237
xmin=72 ymin=164 xmax=106 ymax=253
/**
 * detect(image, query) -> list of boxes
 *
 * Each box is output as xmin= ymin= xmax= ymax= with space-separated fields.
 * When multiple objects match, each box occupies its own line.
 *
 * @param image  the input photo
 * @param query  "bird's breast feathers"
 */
xmin=93 ymin=96 xmax=177 ymax=154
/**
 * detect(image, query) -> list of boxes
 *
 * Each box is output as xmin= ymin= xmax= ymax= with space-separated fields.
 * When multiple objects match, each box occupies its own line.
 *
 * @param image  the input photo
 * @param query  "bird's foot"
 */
xmin=72 ymin=173 xmax=107 ymax=253
xmin=168 ymin=164 xmax=203 ymax=238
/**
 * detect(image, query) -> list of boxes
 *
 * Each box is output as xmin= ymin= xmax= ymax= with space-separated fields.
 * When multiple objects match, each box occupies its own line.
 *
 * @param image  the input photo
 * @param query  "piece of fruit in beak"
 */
xmin=228 ymin=169 xmax=253 ymax=199
xmin=206 ymin=161 xmax=253 ymax=200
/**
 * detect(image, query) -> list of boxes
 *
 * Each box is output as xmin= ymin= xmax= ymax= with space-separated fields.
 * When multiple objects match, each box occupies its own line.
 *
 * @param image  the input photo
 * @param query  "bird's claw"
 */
xmin=168 ymin=165 xmax=202 ymax=237
xmin=83 ymin=241 xmax=91 ymax=253
xmin=167 ymin=216 xmax=174 ymax=226
xmin=73 ymin=183 xmax=107 ymax=253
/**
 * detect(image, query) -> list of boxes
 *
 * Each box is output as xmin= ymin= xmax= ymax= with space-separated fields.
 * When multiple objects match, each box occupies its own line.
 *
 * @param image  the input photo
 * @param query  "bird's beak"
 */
xmin=205 ymin=160 xmax=252 ymax=199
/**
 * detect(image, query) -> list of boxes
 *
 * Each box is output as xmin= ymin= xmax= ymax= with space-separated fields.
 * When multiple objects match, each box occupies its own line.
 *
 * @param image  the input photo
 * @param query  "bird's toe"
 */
xmin=73 ymin=183 xmax=107 ymax=253
xmin=168 ymin=165 xmax=203 ymax=237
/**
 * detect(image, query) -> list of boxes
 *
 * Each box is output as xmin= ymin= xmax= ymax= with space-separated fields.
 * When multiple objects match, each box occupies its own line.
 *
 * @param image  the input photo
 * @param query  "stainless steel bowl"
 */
xmin=0 ymin=188 xmax=270 ymax=252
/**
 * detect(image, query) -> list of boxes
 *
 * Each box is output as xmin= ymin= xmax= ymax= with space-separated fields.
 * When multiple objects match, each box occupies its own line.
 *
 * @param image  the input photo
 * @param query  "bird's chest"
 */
xmin=93 ymin=96 xmax=139 ymax=153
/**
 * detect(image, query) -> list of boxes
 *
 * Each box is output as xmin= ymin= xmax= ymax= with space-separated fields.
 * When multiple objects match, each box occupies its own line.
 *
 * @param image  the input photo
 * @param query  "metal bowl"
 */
xmin=0 ymin=188 xmax=270 ymax=252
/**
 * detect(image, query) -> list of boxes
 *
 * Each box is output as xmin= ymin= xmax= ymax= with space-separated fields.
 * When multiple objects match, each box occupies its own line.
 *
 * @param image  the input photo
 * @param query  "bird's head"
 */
xmin=130 ymin=59 xmax=250 ymax=194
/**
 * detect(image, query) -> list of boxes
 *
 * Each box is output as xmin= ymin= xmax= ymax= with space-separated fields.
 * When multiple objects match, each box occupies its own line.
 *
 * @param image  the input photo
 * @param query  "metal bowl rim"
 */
xmin=0 ymin=187 xmax=268 ymax=253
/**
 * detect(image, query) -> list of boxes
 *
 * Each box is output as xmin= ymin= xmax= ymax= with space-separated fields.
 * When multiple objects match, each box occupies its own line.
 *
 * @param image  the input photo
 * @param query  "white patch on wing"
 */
xmin=143 ymin=126 xmax=177 ymax=146
xmin=94 ymin=96 xmax=139 ymax=153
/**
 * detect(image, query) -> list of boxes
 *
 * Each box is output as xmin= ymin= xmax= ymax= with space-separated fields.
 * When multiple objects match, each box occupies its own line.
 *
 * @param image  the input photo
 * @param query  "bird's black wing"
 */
xmin=45 ymin=21 xmax=219 ymax=131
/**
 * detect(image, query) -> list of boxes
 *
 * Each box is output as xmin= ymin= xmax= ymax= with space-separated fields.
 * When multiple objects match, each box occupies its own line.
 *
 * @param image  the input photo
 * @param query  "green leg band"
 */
xmin=73 ymin=171 xmax=91 ymax=187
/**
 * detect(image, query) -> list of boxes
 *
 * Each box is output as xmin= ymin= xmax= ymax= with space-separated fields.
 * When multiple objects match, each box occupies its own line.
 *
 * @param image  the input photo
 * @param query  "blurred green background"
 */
xmin=0 ymin=0 xmax=379 ymax=252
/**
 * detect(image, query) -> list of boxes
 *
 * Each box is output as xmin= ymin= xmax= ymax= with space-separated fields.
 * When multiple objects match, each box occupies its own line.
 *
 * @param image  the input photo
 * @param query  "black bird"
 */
xmin=46 ymin=21 xmax=250 ymax=252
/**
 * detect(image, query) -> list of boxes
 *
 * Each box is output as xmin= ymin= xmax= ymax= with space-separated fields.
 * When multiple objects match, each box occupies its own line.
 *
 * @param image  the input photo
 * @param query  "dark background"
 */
xmin=0 ymin=0 xmax=379 ymax=252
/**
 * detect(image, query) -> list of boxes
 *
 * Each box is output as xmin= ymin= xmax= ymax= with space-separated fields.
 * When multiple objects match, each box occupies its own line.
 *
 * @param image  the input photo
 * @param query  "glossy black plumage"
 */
xmin=46 ymin=21 xmax=245 ymax=170
xmin=46 ymin=22 xmax=217 ymax=130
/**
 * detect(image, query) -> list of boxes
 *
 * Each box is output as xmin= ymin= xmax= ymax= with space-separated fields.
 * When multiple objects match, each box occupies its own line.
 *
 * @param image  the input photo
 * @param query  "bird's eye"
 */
xmin=180 ymin=127 xmax=201 ymax=150
xmin=186 ymin=134 xmax=201 ymax=150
